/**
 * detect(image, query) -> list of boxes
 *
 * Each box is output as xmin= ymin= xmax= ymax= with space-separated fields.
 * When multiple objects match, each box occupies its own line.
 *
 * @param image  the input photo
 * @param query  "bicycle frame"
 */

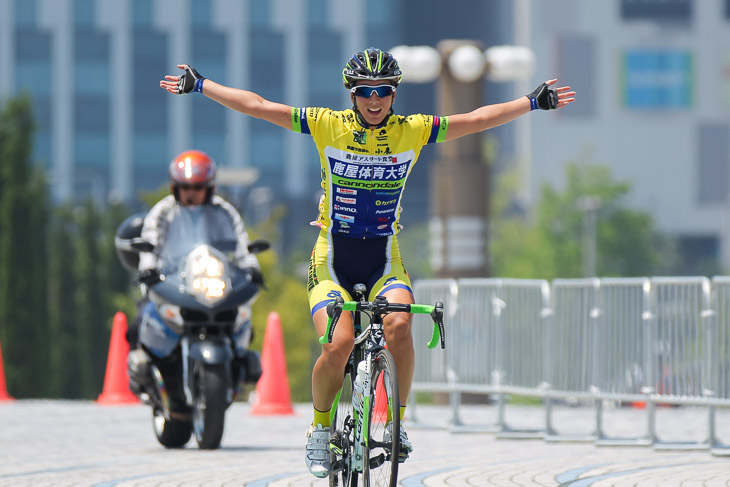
xmin=321 ymin=292 xmax=445 ymax=483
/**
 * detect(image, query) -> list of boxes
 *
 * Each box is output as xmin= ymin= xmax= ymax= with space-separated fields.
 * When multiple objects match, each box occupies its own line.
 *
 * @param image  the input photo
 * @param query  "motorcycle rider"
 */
xmin=126 ymin=150 xmax=263 ymax=418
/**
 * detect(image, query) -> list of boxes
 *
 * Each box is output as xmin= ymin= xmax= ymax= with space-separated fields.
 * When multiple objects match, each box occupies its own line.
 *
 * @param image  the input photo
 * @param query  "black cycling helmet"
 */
xmin=342 ymin=48 xmax=402 ymax=89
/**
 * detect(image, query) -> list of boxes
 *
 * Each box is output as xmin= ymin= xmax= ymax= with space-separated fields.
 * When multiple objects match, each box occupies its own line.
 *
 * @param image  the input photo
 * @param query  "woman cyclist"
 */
xmin=160 ymin=48 xmax=575 ymax=478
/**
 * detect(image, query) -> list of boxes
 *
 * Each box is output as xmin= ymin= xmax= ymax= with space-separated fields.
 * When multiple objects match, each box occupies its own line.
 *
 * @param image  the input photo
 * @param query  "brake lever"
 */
xmin=430 ymin=301 xmax=445 ymax=349
xmin=320 ymin=296 xmax=345 ymax=344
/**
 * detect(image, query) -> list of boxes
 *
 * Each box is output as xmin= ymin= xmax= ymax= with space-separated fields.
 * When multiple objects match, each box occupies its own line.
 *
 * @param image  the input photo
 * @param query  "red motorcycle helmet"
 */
xmin=169 ymin=150 xmax=217 ymax=203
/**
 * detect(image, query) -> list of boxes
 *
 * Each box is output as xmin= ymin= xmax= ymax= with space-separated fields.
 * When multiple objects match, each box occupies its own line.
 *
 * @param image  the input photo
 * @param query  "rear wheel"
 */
xmin=193 ymin=363 xmax=228 ymax=450
xmin=363 ymin=349 xmax=399 ymax=487
xmin=330 ymin=367 xmax=357 ymax=487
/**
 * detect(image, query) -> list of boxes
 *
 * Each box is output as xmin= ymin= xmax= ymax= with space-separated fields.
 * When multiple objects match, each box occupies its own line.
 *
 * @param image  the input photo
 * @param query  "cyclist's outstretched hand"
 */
xmin=159 ymin=64 xmax=206 ymax=95
xmin=526 ymin=79 xmax=576 ymax=110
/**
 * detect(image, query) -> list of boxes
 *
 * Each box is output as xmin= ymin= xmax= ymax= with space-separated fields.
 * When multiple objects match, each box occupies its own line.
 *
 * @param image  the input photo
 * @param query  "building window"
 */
xmin=14 ymin=0 xmax=36 ymax=26
xmin=557 ymin=35 xmax=596 ymax=117
xmin=133 ymin=0 xmax=153 ymax=26
xmin=73 ymin=0 xmax=95 ymax=26
xmin=697 ymin=124 xmax=729 ymax=204
xmin=621 ymin=0 xmax=693 ymax=21
xmin=677 ymin=236 xmax=719 ymax=275
xmin=191 ymin=0 xmax=211 ymax=27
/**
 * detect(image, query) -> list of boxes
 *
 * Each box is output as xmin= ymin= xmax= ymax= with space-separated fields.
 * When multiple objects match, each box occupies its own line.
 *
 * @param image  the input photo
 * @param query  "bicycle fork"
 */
xmin=352 ymin=357 xmax=370 ymax=473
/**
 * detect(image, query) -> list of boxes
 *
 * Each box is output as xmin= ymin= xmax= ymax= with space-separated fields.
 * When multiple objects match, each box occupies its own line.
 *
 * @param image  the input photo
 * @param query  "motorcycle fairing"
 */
xmin=140 ymin=301 xmax=181 ymax=358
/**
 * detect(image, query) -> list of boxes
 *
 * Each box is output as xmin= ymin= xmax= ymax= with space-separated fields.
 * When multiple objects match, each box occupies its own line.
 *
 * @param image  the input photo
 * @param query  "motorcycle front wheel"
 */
xmin=152 ymin=407 xmax=192 ymax=448
xmin=193 ymin=363 xmax=228 ymax=449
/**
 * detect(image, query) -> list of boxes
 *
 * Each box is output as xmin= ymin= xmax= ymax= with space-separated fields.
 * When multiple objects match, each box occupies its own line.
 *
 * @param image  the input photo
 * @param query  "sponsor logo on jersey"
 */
xmin=375 ymin=208 xmax=395 ymax=215
xmin=337 ymin=187 xmax=357 ymax=195
xmin=377 ymin=224 xmax=389 ymax=229
xmin=336 ymin=179 xmax=403 ymax=190
xmin=335 ymin=196 xmax=356 ymax=204
xmin=375 ymin=199 xmax=397 ymax=206
xmin=334 ymin=204 xmax=357 ymax=213
xmin=334 ymin=213 xmax=355 ymax=222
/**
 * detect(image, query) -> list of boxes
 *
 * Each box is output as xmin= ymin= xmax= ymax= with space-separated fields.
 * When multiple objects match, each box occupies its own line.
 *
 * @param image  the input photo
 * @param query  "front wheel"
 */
xmin=152 ymin=407 xmax=192 ymax=448
xmin=330 ymin=368 xmax=357 ymax=487
xmin=363 ymin=349 xmax=400 ymax=487
xmin=193 ymin=363 xmax=229 ymax=449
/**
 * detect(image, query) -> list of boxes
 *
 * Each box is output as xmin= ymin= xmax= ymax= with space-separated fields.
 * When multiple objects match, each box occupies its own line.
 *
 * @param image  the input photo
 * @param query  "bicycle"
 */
xmin=320 ymin=283 xmax=446 ymax=487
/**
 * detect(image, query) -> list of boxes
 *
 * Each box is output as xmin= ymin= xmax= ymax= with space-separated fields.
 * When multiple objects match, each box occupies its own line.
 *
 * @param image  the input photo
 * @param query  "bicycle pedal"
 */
xmin=368 ymin=453 xmax=385 ymax=469
xmin=331 ymin=459 xmax=344 ymax=472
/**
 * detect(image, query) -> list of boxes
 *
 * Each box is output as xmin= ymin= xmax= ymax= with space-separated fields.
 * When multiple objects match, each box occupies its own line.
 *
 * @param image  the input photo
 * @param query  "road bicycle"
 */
xmin=320 ymin=284 xmax=445 ymax=487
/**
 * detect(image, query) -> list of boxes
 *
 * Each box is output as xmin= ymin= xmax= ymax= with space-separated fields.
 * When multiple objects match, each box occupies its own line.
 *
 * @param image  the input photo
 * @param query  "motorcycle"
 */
xmin=114 ymin=209 xmax=268 ymax=449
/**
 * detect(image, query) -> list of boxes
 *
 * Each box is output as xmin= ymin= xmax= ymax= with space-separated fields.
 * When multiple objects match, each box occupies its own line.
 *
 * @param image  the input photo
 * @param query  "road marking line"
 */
xmin=401 ymin=466 xmax=460 ymax=486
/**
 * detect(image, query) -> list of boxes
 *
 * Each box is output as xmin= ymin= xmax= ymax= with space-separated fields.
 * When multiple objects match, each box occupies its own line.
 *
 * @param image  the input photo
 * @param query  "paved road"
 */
xmin=1 ymin=400 xmax=729 ymax=486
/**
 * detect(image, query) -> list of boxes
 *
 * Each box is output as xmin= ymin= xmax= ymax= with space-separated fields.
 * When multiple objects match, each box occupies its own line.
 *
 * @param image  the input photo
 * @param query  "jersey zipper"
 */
xmin=363 ymin=127 xmax=379 ymax=239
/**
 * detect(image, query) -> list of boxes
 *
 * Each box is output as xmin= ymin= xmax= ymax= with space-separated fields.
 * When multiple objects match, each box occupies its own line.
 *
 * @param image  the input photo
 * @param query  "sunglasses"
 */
xmin=178 ymin=183 xmax=206 ymax=191
xmin=350 ymin=85 xmax=396 ymax=98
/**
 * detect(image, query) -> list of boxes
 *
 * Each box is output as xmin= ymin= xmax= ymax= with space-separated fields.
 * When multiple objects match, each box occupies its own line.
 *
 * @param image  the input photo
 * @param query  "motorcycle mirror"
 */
xmin=247 ymin=239 xmax=270 ymax=254
xmin=130 ymin=238 xmax=155 ymax=253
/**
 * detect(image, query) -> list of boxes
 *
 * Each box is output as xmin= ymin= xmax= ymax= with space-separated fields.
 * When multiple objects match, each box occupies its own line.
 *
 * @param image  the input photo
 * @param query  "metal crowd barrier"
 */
xmin=409 ymin=276 xmax=730 ymax=456
xmin=591 ymin=278 xmax=652 ymax=446
xmin=492 ymin=279 xmax=551 ymax=438
xmin=409 ymin=279 xmax=458 ymax=427
xmin=646 ymin=277 xmax=713 ymax=450
xmin=545 ymin=278 xmax=600 ymax=441
xmin=710 ymin=277 xmax=730 ymax=455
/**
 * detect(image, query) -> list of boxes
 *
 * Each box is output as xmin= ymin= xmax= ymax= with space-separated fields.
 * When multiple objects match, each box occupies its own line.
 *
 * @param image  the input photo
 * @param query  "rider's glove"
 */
xmin=137 ymin=268 xmax=161 ymax=286
xmin=244 ymin=267 xmax=266 ymax=290
xmin=526 ymin=83 xmax=559 ymax=111
xmin=176 ymin=65 xmax=206 ymax=94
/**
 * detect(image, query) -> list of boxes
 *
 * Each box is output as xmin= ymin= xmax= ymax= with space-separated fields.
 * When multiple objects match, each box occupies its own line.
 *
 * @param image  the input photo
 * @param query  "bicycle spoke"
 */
xmin=363 ymin=349 xmax=399 ymax=487
xmin=330 ymin=370 xmax=357 ymax=487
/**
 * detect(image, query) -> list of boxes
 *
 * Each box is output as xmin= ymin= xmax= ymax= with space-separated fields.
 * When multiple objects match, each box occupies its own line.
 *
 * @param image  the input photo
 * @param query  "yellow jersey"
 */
xmin=291 ymin=107 xmax=449 ymax=238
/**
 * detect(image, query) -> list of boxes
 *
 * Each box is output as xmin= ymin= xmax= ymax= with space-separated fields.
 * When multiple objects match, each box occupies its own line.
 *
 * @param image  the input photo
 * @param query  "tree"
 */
xmin=47 ymin=205 xmax=81 ymax=397
xmin=0 ymin=94 xmax=50 ymax=397
xmin=492 ymin=161 xmax=675 ymax=279
xmin=247 ymin=206 xmax=316 ymax=402
xmin=73 ymin=201 xmax=111 ymax=398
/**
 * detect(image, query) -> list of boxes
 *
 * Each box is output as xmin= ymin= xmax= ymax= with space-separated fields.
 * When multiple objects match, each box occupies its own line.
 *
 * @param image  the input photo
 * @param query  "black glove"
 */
xmin=245 ymin=267 xmax=266 ymax=289
xmin=137 ymin=268 xmax=161 ymax=286
xmin=176 ymin=65 xmax=206 ymax=94
xmin=526 ymin=82 xmax=559 ymax=110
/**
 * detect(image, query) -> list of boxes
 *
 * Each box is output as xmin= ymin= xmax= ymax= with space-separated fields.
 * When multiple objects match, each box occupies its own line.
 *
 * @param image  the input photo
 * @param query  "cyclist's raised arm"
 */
xmin=159 ymin=64 xmax=293 ymax=130
xmin=443 ymin=78 xmax=575 ymax=142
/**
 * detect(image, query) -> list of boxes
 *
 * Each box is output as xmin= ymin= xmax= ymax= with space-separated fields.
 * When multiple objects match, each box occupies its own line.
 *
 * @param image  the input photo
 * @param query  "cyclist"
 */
xmin=160 ymin=48 xmax=575 ymax=477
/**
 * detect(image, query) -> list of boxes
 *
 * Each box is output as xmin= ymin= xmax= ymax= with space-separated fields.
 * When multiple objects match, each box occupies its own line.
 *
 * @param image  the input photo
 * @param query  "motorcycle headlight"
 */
xmin=185 ymin=245 xmax=231 ymax=304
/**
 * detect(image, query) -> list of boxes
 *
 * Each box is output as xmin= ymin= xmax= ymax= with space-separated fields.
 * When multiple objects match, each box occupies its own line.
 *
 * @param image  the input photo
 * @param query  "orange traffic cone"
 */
xmin=0 ymin=339 xmax=13 ymax=401
xmin=98 ymin=312 xmax=139 ymax=404
xmin=373 ymin=374 xmax=388 ymax=424
xmin=251 ymin=312 xmax=294 ymax=415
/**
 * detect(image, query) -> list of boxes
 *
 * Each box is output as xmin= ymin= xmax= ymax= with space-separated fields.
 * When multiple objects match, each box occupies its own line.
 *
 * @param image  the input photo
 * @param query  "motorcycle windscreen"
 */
xmin=159 ymin=205 xmax=239 ymax=272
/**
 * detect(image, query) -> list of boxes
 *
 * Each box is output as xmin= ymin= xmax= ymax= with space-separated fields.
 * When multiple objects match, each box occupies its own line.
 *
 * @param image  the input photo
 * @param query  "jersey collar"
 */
xmin=353 ymin=105 xmax=393 ymax=130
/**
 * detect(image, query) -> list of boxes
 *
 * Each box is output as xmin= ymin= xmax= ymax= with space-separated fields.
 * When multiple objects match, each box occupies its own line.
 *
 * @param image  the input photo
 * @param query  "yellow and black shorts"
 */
xmin=307 ymin=231 xmax=413 ymax=316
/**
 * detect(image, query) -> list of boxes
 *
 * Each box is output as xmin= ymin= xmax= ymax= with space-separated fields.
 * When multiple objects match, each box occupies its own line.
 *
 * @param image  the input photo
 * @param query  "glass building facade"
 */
xmin=0 ymin=0 xmax=513 ymax=241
